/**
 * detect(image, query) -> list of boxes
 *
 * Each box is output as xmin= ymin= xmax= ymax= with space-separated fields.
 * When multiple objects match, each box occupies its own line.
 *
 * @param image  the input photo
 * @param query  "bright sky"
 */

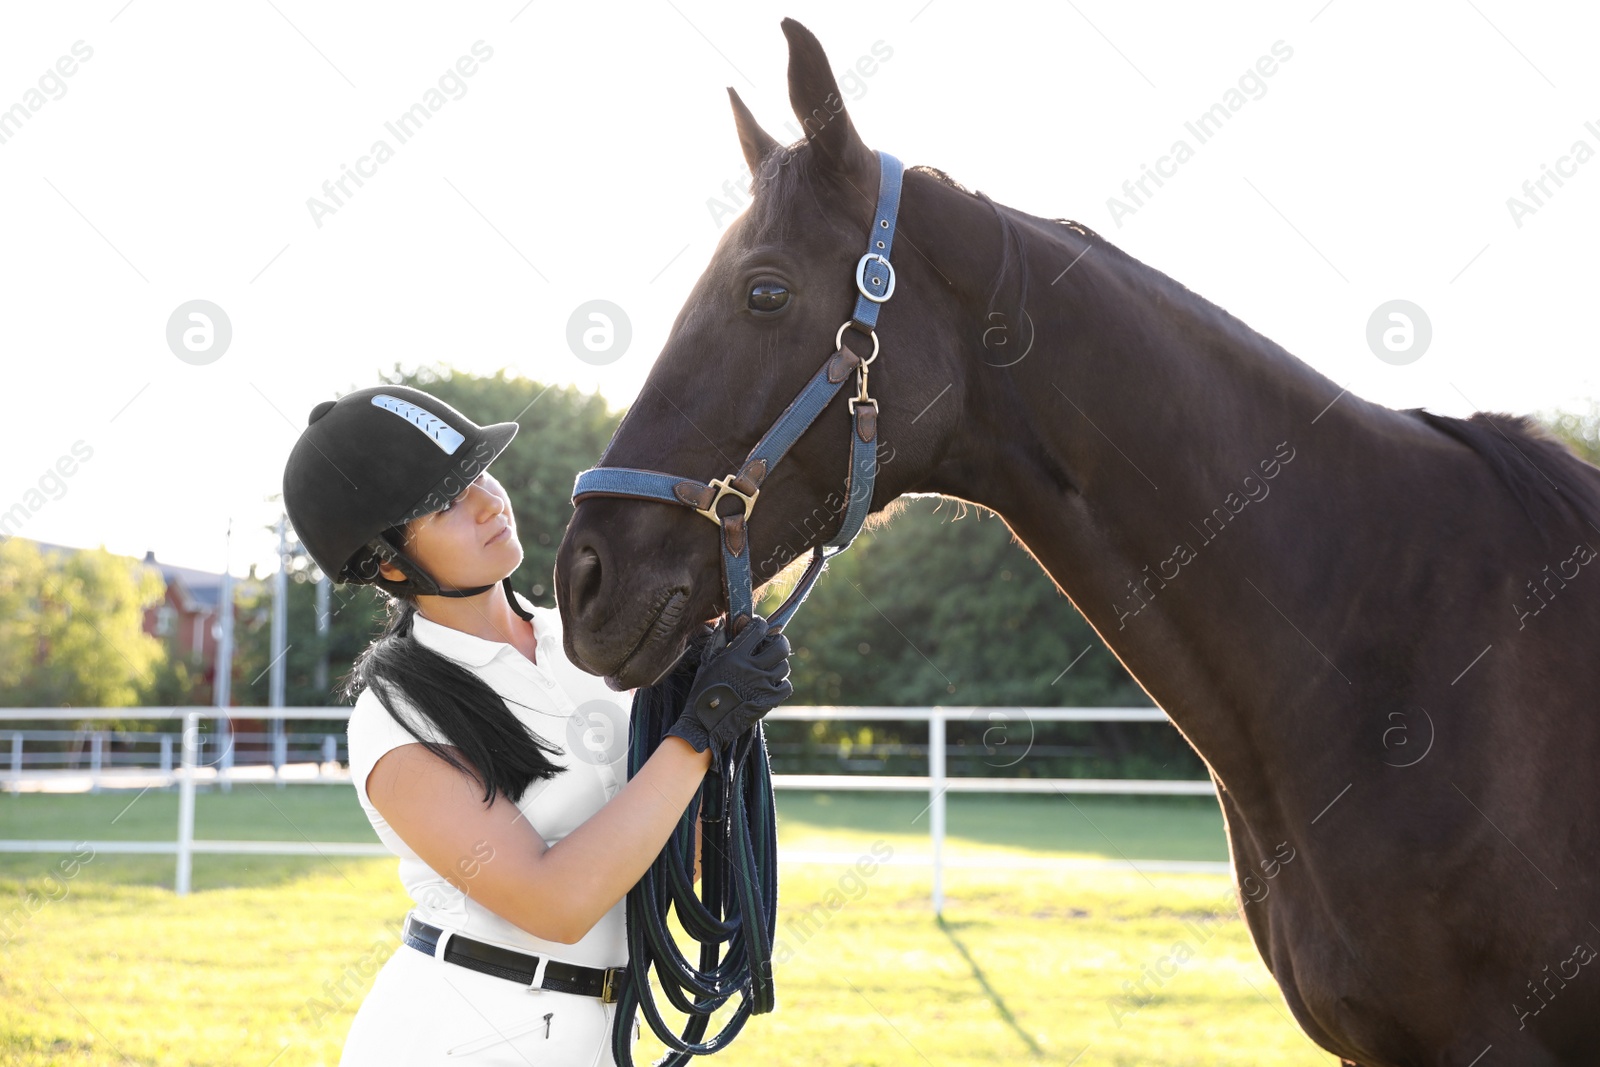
xmin=3 ymin=1 xmax=1597 ymax=578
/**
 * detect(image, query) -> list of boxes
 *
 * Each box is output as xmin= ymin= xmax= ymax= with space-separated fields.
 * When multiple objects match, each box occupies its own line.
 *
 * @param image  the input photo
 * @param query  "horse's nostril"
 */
xmin=569 ymin=546 xmax=603 ymax=619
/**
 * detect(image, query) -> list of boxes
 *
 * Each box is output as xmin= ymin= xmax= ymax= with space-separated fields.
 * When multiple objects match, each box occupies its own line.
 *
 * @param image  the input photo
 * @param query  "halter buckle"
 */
xmin=855 ymin=251 xmax=896 ymax=303
xmin=695 ymin=475 xmax=759 ymax=525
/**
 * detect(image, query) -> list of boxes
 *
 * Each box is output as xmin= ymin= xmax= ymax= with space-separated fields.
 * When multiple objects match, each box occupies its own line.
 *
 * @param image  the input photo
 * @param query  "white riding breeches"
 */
xmin=338 ymin=940 xmax=638 ymax=1065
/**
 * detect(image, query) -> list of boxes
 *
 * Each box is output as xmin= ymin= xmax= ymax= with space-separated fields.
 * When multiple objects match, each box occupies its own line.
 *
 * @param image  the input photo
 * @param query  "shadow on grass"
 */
xmin=937 ymin=915 xmax=1045 ymax=1057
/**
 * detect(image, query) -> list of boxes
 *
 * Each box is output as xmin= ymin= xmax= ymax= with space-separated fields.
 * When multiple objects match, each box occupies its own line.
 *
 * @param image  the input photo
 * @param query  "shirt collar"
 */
xmin=410 ymin=591 xmax=553 ymax=668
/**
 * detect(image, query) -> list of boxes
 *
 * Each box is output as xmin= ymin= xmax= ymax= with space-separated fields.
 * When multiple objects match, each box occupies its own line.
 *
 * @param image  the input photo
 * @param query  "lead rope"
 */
xmin=612 ymin=645 xmax=779 ymax=1065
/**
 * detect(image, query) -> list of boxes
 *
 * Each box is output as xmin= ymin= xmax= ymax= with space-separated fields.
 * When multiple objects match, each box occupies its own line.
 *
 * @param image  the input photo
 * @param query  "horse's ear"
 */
xmin=781 ymin=18 xmax=872 ymax=175
xmin=728 ymin=88 xmax=780 ymax=179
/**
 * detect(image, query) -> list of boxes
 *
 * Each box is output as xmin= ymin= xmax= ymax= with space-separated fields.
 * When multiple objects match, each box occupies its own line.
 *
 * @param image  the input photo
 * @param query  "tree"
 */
xmin=760 ymin=496 xmax=1144 ymax=708
xmin=751 ymin=497 xmax=1192 ymax=778
xmin=0 ymin=538 xmax=48 ymax=699
xmin=0 ymin=539 xmax=167 ymax=710
xmin=139 ymin=647 xmax=203 ymax=707
xmin=1537 ymin=400 xmax=1600 ymax=467
xmin=228 ymin=561 xmax=385 ymax=708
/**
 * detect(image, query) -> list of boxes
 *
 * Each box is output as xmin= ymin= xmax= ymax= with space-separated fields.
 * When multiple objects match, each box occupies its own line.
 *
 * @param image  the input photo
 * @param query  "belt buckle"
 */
xmin=600 ymin=966 xmax=624 ymax=1004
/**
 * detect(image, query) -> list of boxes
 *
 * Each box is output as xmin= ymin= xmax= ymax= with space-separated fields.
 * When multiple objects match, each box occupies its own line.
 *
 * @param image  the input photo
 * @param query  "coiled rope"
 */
xmin=611 ymin=641 xmax=780 ymax=1065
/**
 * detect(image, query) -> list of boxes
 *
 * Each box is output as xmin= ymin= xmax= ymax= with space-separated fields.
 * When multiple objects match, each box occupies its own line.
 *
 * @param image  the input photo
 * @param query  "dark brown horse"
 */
xmin=555 ymin=18 xmax=1600 ymax=1066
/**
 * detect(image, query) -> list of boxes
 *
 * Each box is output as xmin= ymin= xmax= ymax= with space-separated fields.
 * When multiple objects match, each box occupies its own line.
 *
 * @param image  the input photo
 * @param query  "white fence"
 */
xmin=0 ymin=706 xmax=1222 ymax=911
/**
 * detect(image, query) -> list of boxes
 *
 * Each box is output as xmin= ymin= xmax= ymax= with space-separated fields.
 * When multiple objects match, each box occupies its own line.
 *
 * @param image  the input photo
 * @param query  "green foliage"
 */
xmin=1536 ymin=399 xmax=1600 ymax=467
xmin=764 ymin=497 xmax=1143 ymax=708
xmin=0 ymin=538 xmax=167 ymax=713
xmin=229 ymin=568 xmax=386 ymax=708
xmin=755 ymin=497 xmax=1190 ymax=778
xmin=139 ymin=645 xmax=203 ymax=706
xmin=0 ymin=538 xmax=47 ymax=698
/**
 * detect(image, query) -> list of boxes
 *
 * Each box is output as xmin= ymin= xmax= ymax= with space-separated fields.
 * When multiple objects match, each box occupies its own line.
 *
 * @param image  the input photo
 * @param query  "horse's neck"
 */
xmin=912 ymin=191 xmax=1387 ymax=806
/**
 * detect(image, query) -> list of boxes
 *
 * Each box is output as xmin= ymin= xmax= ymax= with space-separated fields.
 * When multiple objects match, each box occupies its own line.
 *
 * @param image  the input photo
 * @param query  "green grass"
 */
xmin=0 ymin=787 xmax=1334 ymax=1066
xmin=773 ymin=790 xmax=1230 ymax=862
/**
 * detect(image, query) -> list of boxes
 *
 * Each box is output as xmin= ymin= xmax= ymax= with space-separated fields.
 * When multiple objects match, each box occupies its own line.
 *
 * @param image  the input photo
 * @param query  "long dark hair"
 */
xmin=339 ymin=581 xmax=568 ymax=807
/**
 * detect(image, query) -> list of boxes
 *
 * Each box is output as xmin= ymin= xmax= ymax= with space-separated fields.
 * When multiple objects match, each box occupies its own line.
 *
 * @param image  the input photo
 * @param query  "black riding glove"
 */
xmin=668 ymin=615 xmax=792 ymax=757
xmin=677 ymin=620 xmax=719 ymax=675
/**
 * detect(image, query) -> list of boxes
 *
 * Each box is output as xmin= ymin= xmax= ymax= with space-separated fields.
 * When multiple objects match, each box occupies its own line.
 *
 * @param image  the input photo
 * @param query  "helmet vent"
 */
xmin=371 ymin=393 xmax=466 ymax=455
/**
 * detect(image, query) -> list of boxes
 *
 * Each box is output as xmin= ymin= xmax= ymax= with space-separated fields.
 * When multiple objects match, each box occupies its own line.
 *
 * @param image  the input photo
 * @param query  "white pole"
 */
xmin=176 ymin=711 xmax=198 ymax=896
xmin=219 ymin=727 xmax=233 ymax=793
xmin=313 ymin=571 xmax=330 ymax=696
xmin=90 ymin=732 xmax=102 ymax=795
xmin=216 ymin=520 xmax=235 ymax=794
xmin=8 ymin=732 xmax=20 ymax=794
xmin=930 ymin=708 xmax=946 ymax=918
xmin=214 ymin=519 xmax=235 ymax=710
xmin=271 ymin=514 xmax=287 ymax=788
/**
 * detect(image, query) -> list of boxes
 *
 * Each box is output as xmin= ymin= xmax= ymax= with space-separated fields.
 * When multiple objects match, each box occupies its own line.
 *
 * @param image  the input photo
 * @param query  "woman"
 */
xmin=281 ymin=385 xmax=792 ymax=1064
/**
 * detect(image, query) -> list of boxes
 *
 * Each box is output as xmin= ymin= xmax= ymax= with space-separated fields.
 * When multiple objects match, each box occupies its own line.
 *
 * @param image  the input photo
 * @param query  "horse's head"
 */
xmin=556 ymin=18 xmax=975 ymax=688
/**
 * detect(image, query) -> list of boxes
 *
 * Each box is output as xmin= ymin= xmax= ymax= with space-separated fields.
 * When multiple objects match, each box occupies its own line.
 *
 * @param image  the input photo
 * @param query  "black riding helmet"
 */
xmin=281 ymin=384 xmax=532 ymax=621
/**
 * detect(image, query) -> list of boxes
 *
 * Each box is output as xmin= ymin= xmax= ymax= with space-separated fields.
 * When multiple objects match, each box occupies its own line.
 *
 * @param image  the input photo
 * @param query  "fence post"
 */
xmin=160 ymin=735 xmax=173 ymax=782
xmin=274 ymin=730 xmax=287 ymax=789
xmin=219 ymin=718 xmax=233 ymax=794
xmin=8 ymin=732 xmax=20 ymax=794
xmin=176 ymin=712 xmax=198 ymax=897
xmin=322 ymin=734 xmax=336 ymax=775
xmin=930 ymin=708 xmax=946 ymax=918
xmin=90 ymin=732 xmax=103 ymax=795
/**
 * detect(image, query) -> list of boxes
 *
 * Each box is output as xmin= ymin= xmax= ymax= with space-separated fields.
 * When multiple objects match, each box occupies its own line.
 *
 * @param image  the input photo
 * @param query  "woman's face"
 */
xmin=378 ymin=470 xmax=523 ymax=589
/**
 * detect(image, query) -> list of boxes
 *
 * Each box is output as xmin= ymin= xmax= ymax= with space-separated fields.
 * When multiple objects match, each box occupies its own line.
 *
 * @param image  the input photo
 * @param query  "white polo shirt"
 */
xmin=346 ymin=590 xmax=635 ymax=970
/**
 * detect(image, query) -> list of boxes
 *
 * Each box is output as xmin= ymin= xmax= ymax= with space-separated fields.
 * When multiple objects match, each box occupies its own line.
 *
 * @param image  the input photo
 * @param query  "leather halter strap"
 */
xmin=571 ymin=150 xmax=905 ymax=633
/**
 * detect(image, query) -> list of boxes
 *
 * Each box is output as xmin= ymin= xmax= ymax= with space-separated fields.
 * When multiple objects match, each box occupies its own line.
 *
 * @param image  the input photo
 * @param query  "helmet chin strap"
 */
xmin=434 ymin=576 xmax=536 ymax=622
xmin=416 ymin=574 xmax=535 ymax=623
xmin=365 ymin=538 xmax=534 ymax=622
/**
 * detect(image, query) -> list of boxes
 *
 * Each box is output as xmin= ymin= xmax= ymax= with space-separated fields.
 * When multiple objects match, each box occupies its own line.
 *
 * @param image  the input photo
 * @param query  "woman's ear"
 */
xmin=376 ymin=522 xmax=418 ymax=583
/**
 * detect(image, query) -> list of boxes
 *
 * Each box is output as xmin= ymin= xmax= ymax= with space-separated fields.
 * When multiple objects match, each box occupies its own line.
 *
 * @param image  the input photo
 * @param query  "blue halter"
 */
xmin=571 ymin=150 xmax=905 ymax=635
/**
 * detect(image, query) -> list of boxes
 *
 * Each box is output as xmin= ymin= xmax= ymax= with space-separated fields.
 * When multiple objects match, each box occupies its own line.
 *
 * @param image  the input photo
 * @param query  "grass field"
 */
xmin=0 ymin=786 xmax=1337 ymax=1066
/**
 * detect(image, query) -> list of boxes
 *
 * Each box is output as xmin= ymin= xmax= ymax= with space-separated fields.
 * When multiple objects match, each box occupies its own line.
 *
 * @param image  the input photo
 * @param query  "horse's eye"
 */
xmin=748 ymin=283 xmax=790 ymax=312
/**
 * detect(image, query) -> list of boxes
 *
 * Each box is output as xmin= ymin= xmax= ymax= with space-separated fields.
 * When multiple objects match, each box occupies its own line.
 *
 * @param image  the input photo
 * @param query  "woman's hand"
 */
xmin=668 ymin=615 xmax=792 ymax=757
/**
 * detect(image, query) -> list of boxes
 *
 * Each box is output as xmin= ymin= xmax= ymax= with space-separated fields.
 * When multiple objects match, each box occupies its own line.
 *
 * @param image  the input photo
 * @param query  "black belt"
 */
xmin=402 ymin=914 xmax=625 ymax=1003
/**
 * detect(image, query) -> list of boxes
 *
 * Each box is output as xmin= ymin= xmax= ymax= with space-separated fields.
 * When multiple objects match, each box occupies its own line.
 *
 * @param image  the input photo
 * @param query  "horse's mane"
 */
xmin=1406 ymin=408 xmax=1600 ymax=546
xmin=908 ymin=166 xmax=1071 ymax=337
xmin=905 ymin=164 xmax=1107 ymax=243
